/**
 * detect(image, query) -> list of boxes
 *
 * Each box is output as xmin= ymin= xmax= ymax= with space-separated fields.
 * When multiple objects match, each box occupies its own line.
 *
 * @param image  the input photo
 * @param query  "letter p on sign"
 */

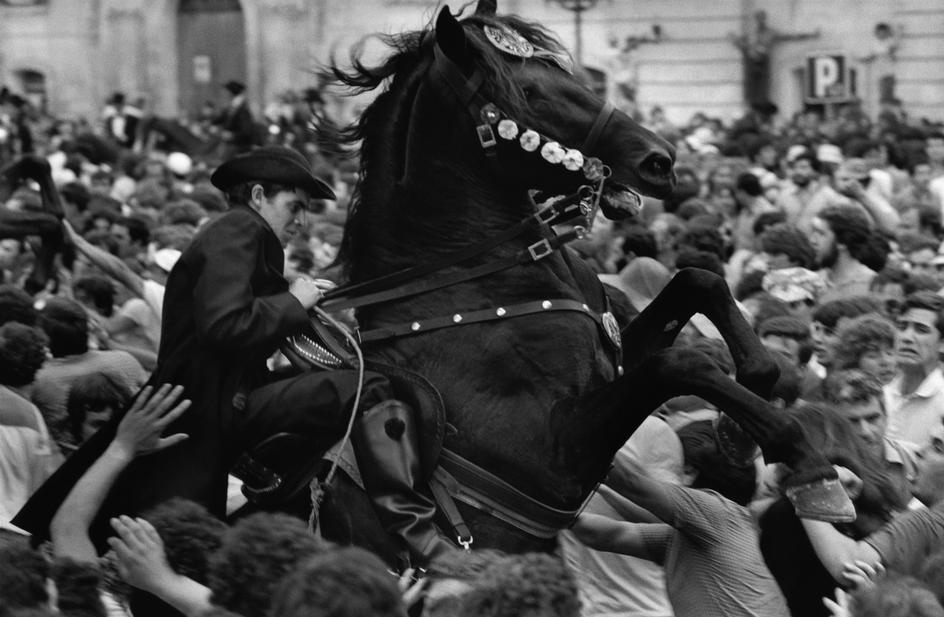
xmin=806 ymin=54 xmax=848 ymax=103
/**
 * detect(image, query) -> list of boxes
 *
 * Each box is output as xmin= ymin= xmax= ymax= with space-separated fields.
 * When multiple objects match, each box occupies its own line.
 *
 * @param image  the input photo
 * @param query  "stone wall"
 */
xmin=0 ymin=0 xmax=941 ymax=124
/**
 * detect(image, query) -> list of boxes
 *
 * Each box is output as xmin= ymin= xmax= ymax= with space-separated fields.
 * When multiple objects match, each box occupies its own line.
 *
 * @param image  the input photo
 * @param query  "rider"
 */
xmin=14 ymin=145 xmax=452 ymax=568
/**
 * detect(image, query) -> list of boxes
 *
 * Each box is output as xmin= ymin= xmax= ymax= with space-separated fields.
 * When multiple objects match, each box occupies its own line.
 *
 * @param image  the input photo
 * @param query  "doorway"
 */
xmin=176 ymin=0 xmax=247 ymax=118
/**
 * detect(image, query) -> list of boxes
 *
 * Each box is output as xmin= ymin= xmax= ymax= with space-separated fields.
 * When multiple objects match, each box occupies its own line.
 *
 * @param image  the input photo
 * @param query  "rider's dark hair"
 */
xmin=223 ymin=181 xmax=295 ymax=207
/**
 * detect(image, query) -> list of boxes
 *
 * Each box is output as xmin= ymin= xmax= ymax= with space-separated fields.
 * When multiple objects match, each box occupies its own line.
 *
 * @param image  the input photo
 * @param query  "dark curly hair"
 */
xmin=65 ymin=372 xmax=131 ymax=445
xmin=51 ymin=557 xmax=106 ymax=617
xmin=676 ymin=420 xmax=756 ymax=506
xmin=852 ymin=575 xmax=944 ymax=617
xmin=455 ymin=553 xmax=580 ymax=617
xmin=269 ymin=547 xmax=406 ymax=617
xmin=758 ymin=223 xmax=816 ymax=269
xmin=0 ymin=536 xmax=50 ymax=611
xmin=833 ymin=314 xmax=896 ymax=369
xmin=0 ymin=284 xmax=38 ymax=327
xmin=208 ymin=512 xmax=325 ymax=617
xmin=0 ymin=322 xmax=48 ymax=387
xmin=39 ymin=297 xmax=89 ymax=357
xmin=902 ymin=291 xmax=944 ymax=337
xmin=817 ymin=205 xmax=873 ymax=259
xmin=142 ymin=498 xmax=227 ymax=585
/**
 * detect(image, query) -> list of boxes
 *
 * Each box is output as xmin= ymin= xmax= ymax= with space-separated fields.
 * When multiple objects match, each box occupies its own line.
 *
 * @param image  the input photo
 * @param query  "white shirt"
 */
xmin=884 ymin=366 xmax=944 ymax=449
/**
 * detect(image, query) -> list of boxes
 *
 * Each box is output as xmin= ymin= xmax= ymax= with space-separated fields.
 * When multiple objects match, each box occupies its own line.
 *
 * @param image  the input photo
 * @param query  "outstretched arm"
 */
xmin=603 ymin=455 xmax=680 ymax=524
xmin=572 ymin=513 xmax=668 ymax=561
xmin=50 ymin=385 xmax=190 ymax=562
xmin=63 ymin=220 xmax=144 ymax=298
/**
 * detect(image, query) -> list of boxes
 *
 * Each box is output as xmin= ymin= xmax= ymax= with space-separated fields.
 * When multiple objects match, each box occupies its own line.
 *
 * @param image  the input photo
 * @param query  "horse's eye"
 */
xmin=522 ymin=86 xmax=536 ymax=99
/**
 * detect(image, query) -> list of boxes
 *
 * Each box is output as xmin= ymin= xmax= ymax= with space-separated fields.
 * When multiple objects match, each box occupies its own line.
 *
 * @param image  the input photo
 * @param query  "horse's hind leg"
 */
xmin=586 ymin=347 xmax=854 ymax=522
xmin=623 ymin=268 xmax=778 ymax=399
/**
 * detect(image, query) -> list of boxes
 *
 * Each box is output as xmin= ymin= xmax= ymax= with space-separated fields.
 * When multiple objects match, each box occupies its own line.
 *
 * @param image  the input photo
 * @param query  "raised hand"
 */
xmin=111 ymin=384 xmax=190 ymax=459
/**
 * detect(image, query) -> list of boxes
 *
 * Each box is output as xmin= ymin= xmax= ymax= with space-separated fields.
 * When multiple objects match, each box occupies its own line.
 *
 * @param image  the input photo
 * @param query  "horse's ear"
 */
xmin=475 ymin=0 xmax=497 ymax=16
xmin=435 ymin=6 xmax=472 ymax=72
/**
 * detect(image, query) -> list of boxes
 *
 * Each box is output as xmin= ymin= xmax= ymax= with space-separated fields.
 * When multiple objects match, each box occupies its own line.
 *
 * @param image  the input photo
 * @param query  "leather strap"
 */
xmin=429 ymin=468 xmax=474 ymax=548
xmin=359 ymin=297 xmax=601 ymax=343
xmin=320 ymin=189 xmax=588 ymax=311
xmin=434 ymin=448 xmax=584 ymax=539
xmin=582 ymin=101 xmax=615 ymax=155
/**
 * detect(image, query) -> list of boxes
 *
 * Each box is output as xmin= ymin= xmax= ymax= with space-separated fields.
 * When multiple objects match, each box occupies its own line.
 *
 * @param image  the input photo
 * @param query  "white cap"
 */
xmin=166 ymin=152 xmax=193 ymax=177
xmin=153 ymin=248 xmax=181 ymax=273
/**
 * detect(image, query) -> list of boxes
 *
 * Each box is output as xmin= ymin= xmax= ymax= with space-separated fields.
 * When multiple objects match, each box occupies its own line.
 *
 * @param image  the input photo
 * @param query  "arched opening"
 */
xmin=16 ymin=69 xmax=47 ymax=112
xmin=176 ymin=0 xmax=247 ymax=119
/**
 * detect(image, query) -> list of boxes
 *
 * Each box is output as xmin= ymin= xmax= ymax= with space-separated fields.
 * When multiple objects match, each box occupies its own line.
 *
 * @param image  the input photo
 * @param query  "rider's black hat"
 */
xmin=223 ymin=80 xmax=246 ymax=96
xmin=210 ymin=146 xmax=336 ymax=200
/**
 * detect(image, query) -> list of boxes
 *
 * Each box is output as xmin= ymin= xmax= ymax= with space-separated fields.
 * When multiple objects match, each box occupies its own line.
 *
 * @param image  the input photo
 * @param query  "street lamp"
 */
xmin=546 ymin=0 xmax=603 ymax=68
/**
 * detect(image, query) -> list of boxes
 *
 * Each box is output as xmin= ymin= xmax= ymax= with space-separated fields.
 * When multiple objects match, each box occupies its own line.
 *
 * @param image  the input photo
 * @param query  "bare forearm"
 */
xmin=857 ymin=194 xmax=899 ymax=233
xmin=51 ymin=443 xmax=133 ymax=560
xmin=146 ymin=573 xmax=213 ymax=617
xmin=800 ymin=519 xmax=881 ymax=583
xmin=71 ymin=235 xmax=144 ymax=297
xmin=596 ymin=485 xmax=661 ymax=523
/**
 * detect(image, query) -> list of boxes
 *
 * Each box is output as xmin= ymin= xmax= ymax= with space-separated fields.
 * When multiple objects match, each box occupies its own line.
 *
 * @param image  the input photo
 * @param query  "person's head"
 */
xmin=761 ymin=267 xmax=824 ymax=321
xmin=811 ymin=205 xmax=872 ymax=269
xmin=834 ymin=313 xmax=898 ymax=384
xmin=811 ymin=296 xmax=885 ymax=368
xmin=0 ymin=536 xmax=51 ymax=614
xmin=759 ymin=223 xmax=816 ymax=270
xmin=871 ymin=264 xmax=911 ymax=314
xmin=913 ymin=422 xmax=944 ymax=506
xmin=208 ymin=512 xmax=325 ymax=617
xmin=0 ymin=322 xmax=47 ymax=388
xmin=676 ymin=420 xmax=756 ymax=505
xmin=674 ymin=247 xmax=725 ymax=278
xmin=269 ymin=547 xmax=406 ymax=617
xmin=141 ymin=498 xmax=227 ymax=585
xmin=39 ymin=297 xmax=88 ymax=358
xmin=72 ymin=275 xmax=115 ymax=318
xmin=852 ymin=575 xmax=944 ymax=617
xmin=898 ymin=232 xmax=941 ymax=279
xmin=788 ymin=150 xmax=820 ymax=187
xmin=758 ymin=315 xmax=810 ymax=368
xmin=50 ymin=557 xmax=106 ymax=617
xmin=0 ymin=238 xmax=24 ymax=271
xmin=679 ymin=224 xmax=726 ymax=261
xmin=0 ymin=284 xmax=38 ymax=327
xmin=161 ymin=199 xmax=207 ymax=228
xmin=210 ymin=146 xmax=336 ymax=248
xmin=111 ymin=216 xmax=150 ymax=256
xmin=734 ymin=172 xmax=763 ymax=208
xmin=822 ymin=369 xmax=888 ymax=460
xmin=423 ymin=550 xmax=509 ymax=617
xmin=618 ymin=225 xmax=658 ymax=262
xmin=895 ymin=291 xmax=944 ymax=374
xmin=65 ymin=373 xmax=131 ymax=445
xmin=454 ymin=553 xmax=581 ymax=617
xmin=920 ymin=550 xmax=944 ymax=608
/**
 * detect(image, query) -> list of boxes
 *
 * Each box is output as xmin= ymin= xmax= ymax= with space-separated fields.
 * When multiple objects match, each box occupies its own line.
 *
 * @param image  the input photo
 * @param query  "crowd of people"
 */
xmin=1 ymin=65 xmax=944 ymax=617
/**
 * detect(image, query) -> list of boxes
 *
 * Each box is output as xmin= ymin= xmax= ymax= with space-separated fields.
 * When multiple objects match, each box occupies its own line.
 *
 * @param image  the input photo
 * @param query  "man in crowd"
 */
xmin=810 ymin=205 xmax=879 ymax=304
xmin=884 ymin=291 xmax=944 ymax=449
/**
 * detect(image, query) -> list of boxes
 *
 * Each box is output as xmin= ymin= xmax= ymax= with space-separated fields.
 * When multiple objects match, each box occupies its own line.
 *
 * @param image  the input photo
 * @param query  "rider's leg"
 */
xmin=236 ymin=370 xmax=453 ymax=564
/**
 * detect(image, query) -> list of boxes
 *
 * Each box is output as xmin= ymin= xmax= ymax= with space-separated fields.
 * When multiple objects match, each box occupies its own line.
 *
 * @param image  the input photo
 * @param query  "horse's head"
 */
xmin=428 ymin=2 xmax=676 ymax=219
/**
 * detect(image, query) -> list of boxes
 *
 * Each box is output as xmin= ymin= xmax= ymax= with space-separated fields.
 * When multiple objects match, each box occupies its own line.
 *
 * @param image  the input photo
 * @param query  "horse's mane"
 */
xmin=321 ymin=7 xmax=571 ymax=275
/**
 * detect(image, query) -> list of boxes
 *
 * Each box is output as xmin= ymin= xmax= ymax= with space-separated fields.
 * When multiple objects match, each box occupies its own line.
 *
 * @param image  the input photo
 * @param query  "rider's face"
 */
xmin=252 ymin=185 xmax=311 ymax=247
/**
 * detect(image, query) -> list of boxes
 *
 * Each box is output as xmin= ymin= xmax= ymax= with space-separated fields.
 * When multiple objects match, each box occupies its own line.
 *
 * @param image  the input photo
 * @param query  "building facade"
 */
xmin=0 ymin=0 xmax=941 ymax=124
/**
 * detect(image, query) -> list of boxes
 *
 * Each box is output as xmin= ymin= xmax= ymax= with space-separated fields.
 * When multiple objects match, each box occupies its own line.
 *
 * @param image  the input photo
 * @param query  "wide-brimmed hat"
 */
xmin=210 ymin=146 xmax=336 ymax=200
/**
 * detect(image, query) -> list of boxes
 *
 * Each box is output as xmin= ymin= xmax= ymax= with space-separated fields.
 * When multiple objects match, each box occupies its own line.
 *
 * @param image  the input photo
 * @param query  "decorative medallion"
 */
xmin=562 ymin=149 xmax=584 ymax=172
xmin=601 ymin=311 xmax=622 ymax=349
xmin=582 ymin=157 xmax=605 ymax=181
xmin=519 ymin=129 xmax=540 ymax=152
xmin=497 ymin=119 xmax=519 ymax=139
xmin=483 ymin=24 xmax=534 ymax=58
xmin=540 ymin=141 xmax=565 ymax=164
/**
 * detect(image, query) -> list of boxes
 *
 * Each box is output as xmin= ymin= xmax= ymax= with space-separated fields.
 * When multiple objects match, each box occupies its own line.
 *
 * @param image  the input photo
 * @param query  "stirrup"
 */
xmin=785 ymin=477 xmax=856 ymax=523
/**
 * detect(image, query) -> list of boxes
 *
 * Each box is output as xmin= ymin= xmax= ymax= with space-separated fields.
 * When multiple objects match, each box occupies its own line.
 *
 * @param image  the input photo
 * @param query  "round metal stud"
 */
xmin=581 ymin=304 xmax=590 ymax=311
xmin=481 ymin=103 xmax=500 ymax=124
xmin=496 ymin=307 xmax=507 ymax=317
xmin=542 ymin=300 xmax=552 ymax=310
xmin=453 ymin=314 xmax=463 ymax=323
xmin=411 ymin=322 xmax=421 ymax=331
xmin=617 ymin=365 xmax=625 ymax=377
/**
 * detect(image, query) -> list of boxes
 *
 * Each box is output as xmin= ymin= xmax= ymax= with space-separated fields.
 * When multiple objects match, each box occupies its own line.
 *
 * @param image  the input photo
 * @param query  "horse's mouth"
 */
xmin=599 ymin=182 xmax=645 ymax=220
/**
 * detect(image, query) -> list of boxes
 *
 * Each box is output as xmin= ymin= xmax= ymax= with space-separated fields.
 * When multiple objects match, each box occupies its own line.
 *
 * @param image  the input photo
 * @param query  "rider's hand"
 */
xmin=289 ymin=277 xmax=325 ymax=310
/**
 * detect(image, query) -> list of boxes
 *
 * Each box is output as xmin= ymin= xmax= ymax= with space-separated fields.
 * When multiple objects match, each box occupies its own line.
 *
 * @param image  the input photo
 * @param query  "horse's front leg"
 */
xmin=581 ymin=347 xmax=854 ymax=523
xmin=622 ymin=268 xmax=778 ymax=399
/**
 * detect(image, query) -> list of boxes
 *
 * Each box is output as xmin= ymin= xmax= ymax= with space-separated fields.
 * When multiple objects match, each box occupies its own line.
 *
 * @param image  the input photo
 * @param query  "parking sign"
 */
xmin=806 ymin=54 xmax=850 ymax=103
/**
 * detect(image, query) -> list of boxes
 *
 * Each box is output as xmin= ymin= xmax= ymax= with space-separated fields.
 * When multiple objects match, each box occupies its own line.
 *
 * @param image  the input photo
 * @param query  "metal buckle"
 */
xmin=476 ymin=124 xmax=497 ymax=149
xmin=534 ymin=205 xmax=557 ymax=225
xmin=528 ymin=238 xmax=554 ymax=261
xmin=458 ymin=534 xmax=474 ymax=550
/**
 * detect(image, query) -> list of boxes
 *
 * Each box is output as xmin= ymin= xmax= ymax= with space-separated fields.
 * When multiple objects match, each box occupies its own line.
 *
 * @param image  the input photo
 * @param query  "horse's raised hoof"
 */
xmin=785 ymin=477 xmax=856 ymax=523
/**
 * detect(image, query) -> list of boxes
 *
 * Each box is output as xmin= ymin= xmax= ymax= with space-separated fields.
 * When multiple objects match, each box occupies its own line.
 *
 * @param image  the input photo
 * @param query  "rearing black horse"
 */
xmin=313 ymin=1 xmax=852 ymax=559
